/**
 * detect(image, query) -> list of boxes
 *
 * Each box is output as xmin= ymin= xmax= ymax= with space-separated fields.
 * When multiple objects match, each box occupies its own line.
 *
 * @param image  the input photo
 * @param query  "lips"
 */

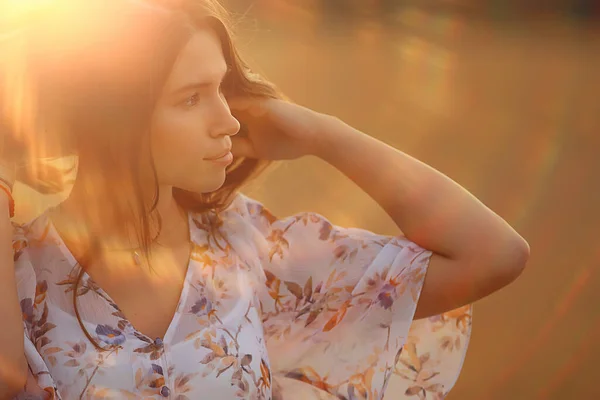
xmin=205 ymin=149 xmax=232 ymax=161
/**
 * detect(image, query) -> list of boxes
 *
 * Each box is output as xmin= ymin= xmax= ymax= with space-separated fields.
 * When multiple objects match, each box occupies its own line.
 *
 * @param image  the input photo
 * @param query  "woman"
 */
xmin=0 ymin=0 xmax=529 ymax=399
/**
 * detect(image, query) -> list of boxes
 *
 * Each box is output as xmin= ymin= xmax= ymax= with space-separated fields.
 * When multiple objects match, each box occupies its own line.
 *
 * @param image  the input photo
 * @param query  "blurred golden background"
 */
xmin=11 ymin=0 xmax=600 ymax=398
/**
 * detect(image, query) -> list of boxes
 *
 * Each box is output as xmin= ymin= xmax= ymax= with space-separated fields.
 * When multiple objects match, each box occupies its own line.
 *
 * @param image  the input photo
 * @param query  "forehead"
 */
xmin=162 ymin=28 xmax=227 ymax=90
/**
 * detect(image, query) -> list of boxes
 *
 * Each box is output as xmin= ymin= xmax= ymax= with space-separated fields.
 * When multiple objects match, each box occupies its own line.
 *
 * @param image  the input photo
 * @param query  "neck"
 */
xmin=52 ymin=180 xmax=189 ymax=255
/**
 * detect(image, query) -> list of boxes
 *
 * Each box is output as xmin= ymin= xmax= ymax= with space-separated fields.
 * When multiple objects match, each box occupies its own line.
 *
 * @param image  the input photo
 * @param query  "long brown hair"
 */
xmin=2 ymin=0 xmax=281 ymax=350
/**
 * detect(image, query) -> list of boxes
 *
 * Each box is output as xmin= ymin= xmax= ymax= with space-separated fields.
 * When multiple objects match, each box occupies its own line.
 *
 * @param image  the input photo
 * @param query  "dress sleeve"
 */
xmin=238 ymin=195 xmax=472 ymax=400
xmin=12 ymin=224 xmax=61 ymax=400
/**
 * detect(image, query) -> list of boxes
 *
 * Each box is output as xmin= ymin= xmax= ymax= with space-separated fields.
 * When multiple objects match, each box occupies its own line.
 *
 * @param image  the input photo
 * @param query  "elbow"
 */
xmin=506 ymin=235 xmax=530 ymax=280
xmin=489 ymin=234 xmax=530 ymax=288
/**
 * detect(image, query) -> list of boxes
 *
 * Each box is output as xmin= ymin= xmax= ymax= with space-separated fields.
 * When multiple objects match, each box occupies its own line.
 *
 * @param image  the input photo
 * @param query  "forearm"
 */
xmin=313 ymin=116 xmax=528 ymax=261
xmin=0 ymin=196 xmax=28 ymax=398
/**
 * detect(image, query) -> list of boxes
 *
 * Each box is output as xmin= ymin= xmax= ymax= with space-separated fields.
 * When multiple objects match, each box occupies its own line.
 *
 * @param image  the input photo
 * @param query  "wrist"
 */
xmin=311 ymin=114 xmax=340 ymax=158
xmin=0 ymin=192 xmax=10 ymax=211
xmin=0 ymin=182 xmax=15 ymax=219
xmin=0 ymin=161 xmax=16 ymax=190
xmin=311 ymin=115 xmax=361 ymax=160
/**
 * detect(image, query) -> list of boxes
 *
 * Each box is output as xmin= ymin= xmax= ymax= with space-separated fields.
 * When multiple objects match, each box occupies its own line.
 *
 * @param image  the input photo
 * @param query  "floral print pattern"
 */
xmin=12 ymin=194 xmax=471 ymax=399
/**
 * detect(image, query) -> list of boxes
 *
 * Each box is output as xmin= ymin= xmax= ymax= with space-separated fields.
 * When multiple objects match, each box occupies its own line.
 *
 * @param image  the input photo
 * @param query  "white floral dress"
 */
xmin=13 ymin=193 xmax=472 ymax=400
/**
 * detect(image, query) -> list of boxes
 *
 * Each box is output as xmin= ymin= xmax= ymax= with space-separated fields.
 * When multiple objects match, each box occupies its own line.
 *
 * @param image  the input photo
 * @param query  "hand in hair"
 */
xmin=228 ymin=97 xmax=329 ymax=161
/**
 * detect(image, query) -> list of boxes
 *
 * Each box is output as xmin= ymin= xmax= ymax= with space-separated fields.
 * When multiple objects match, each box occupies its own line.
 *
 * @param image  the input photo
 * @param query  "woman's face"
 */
xmin=150 ymin=27 xmax=240 ymax=193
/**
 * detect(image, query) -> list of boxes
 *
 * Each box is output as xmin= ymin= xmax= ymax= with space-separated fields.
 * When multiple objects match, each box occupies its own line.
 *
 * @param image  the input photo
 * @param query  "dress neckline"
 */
xmin=42 ymin=208 xmax=197 ymax=344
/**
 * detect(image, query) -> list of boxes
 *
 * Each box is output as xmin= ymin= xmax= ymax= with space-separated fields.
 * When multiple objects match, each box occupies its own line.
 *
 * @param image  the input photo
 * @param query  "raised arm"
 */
xmin=229 ymin=96 xmax=529 ymax=319
xmin=313 ymin=116 xmax=530 ymax=318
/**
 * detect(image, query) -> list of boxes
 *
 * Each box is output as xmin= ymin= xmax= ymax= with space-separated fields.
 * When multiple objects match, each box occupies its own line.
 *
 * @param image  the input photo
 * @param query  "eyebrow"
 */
xmin=170 ymin=67 xmax=229 ymax=97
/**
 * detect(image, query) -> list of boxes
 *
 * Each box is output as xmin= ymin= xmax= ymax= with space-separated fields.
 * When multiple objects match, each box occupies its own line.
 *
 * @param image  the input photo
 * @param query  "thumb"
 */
xmin=231 ymin=136 xmax=257 ymax=159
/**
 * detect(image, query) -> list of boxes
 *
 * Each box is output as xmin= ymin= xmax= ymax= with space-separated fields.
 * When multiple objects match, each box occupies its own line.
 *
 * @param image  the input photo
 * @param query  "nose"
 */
xmin=210 ymin=96 xmax=240 ymax=138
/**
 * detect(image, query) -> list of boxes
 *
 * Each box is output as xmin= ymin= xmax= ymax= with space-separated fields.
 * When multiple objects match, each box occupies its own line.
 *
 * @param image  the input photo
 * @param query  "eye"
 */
xmin=183 ymin=92 xmax=200 ymax=107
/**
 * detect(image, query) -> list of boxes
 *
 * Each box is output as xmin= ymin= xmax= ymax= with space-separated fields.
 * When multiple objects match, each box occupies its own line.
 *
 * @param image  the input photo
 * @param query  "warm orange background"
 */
xmin=13 ymin=1 xmax=600 ymax=399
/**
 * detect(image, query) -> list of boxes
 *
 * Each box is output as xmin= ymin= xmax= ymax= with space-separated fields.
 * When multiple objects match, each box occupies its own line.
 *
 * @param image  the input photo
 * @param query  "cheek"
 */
xmin=151 ymin=109 xmax=210 ymax=166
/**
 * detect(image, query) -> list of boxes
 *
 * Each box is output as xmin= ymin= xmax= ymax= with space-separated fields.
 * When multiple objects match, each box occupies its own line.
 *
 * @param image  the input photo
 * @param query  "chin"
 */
xmin=197 ymin=176 xmax=227 ymax=194
xmin=174 ymin=168 xmax=227 ymax=194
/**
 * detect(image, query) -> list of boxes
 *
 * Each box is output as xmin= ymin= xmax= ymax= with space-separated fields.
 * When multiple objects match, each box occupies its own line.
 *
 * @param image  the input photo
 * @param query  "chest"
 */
xmin=41 ymin=270 xmax=273 ymax=400
xmin=36 ymin=279 xmax=273 ymax=400
xmin=86 ymin=243 xmax=192 ymax=341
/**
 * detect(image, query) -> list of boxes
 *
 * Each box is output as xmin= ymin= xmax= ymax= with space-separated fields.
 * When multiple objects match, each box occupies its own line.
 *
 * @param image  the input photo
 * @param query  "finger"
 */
xmin=231 ymin=136 xmax=257 ymax=159
xmin=227 ymin=96 xmax=268 ymax=117
xmin=226 ymin=96 xmax=253 ymax=111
